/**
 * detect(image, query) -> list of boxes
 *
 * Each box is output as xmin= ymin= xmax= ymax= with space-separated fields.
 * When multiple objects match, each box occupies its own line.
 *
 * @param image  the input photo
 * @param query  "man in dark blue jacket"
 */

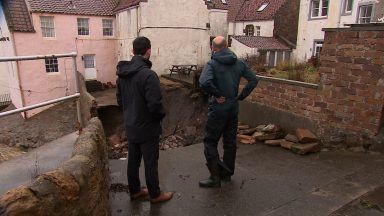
xmin=199 ymin=36 xmax=258 ymax=187
xmin=116 ymin=37 xmax=173 ymax=203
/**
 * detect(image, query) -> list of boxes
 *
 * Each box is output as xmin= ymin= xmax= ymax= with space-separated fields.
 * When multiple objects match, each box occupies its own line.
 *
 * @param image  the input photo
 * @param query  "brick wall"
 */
xmin=273 ymin=0 xmax=300 ymax=45
xmin=243 ymin=24 xmax=384 ymax=147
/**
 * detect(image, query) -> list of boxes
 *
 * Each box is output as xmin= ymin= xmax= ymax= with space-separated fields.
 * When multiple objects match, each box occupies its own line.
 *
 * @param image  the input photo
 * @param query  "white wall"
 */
xmin=209 ymin=9 xmax=228 ymax=37
xmin=230 ymin=38 xmax=258 ymax=59
xmin=0 ymin=5 xmax=23 ymax=109
xmin=116 ymin=7 xmax=138 ymax=61
xmin=228 ymin=20 xmax=275 ymax=37
xmin=293 ymin=0 xmax=366 ymax=62
xmin=116 ymin=0 xmax=212 ymax=74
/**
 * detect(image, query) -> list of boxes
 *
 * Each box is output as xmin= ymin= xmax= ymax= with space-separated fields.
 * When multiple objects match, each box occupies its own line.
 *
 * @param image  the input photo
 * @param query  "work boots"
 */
xmin=199 ymin=162 xmax=221 ymax=188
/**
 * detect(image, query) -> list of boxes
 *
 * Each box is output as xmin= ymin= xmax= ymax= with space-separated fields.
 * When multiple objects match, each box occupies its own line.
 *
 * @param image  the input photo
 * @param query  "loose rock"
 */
xmin=296 ymin=128 xmax=318 ymax=143
xmin=292 ymin=143 xmax=321 ymax=155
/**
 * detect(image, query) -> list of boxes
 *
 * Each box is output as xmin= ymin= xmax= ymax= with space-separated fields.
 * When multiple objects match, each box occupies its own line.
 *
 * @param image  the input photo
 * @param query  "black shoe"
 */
xmin=199 ymin=177 xmax=221 ymax=188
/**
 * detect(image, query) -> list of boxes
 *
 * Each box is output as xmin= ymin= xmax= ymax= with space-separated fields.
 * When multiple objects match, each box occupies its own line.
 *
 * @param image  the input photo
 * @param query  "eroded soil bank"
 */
xmin=98 ymin=81 xmax=208 ymax=159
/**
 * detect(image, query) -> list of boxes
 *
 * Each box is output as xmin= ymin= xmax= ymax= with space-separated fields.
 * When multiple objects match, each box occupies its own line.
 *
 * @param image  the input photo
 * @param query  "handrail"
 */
xmin=0 ymin=52 xmax=77 ymax=62
xmin=0 ymin=52 xmax=83 ymax=127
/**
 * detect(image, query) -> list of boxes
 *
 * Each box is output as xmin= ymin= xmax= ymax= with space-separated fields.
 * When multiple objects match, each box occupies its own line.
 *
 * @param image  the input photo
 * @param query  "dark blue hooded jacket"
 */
xmin=199 ymin=48 xmax=258 ymax=101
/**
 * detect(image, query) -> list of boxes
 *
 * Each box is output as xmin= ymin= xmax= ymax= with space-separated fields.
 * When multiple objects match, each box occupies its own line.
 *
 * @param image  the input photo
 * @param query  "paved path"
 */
xmin=0 ymin=132 xmax=78 ymax=195
xmin=109 ymin=143 xmax=384 ymax=216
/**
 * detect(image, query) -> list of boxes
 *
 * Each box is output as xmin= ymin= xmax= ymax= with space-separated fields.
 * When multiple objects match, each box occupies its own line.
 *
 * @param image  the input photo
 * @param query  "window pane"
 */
xmin=84 ymin=55 xmax=95 ymax=68
xmin=40 ymin=16 xmax=55 ymax=37
xmin=346 ymin=0 xmax=353 ymax=12
xmin=102 ymin=19 xmax=113 ymax=36
xmin=314 ymin=41 xmax=323 ymax=57
xmin=321 ymin=0 xmax=328 ymax=16
xmin=45 ymin=58 xmax=59 ymax=73
xmin=245 ymin=25 xmax=254 ymax=36
xmin=77 ymin=18 xmax=89 ymax=35
xmin=311 ymin=0 xmax=320 ymax=17
xmin=359 ymin=5 xmax=373 ymax=23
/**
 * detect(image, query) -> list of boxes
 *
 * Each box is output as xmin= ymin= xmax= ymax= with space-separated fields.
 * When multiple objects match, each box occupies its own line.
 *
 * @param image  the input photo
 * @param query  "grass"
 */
xmin=267 ymin=61 xmax=321 ymax=84
xmin=242 ymin=55 xmax=321 ymax=84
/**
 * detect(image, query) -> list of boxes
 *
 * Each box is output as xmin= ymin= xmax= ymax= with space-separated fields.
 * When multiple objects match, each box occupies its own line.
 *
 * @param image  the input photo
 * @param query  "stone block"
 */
xmin=284 ymin=134 xmax=298 ymax=143
xmin=264 ymin=139 xmax=284 ymax=146
xmin=238 ymin=125 xmax=250 ymax=130
xmin=291 ymin=143 xmax=321 ymax=155
xmin=296 ymin=128 xmax=318 ymax=143
xmin=280 ymin=140 xmax=294 ymax=149
xmin=256 ymin=132 xmax=284 ymax=141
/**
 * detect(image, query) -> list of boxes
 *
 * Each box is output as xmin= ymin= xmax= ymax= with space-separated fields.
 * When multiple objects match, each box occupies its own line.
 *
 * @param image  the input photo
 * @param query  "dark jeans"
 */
xmin=204 ymin=99 xmax=239 ymax=176
xmin=127 ymin=137 xmax=160 ymax=199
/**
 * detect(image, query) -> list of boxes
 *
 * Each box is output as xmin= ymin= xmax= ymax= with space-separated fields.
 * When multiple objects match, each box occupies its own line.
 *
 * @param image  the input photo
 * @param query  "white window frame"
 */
xmin=313 ymin=40 xmax=324 ymax=58
xmin=256 ymin=26 xmax=261 ymax=36
xmin=310 ymin=0 xmax=329 ymax=19
xmin=102 ymin=19 xmax=113 ymax=36
xmin=40 ymin=16 xmax=55 ymax=38
xmin=83 ymin=55 xmax=95 ymax=68
xmin=77 ymin=18 xmax=90 ymax=36
xmin=343 ymin=0 xmax=353 ymax=15
xmin=221 ymin=0 xmax=227 ymax=4
xmin=45 ymin=57 xmax=59 ymax=73
xmin=257 ymin=3 xmax=269 ymax=12
xmin=357 ymin=4 xmax=373 ymax=24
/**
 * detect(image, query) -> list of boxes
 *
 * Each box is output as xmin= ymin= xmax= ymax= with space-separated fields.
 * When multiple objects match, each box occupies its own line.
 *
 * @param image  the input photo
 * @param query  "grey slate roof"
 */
xmin=233 ymin=36 xmax=290 ymax=51
xmin=27 ymin=0 xmax=119 ymax=16
xmin=1 ymin=0 xmax=35 ymax=32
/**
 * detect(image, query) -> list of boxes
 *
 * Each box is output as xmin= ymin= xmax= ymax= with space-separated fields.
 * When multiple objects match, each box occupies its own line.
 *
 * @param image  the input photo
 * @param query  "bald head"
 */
xmin=212 ymin=36 xmax=228 ymax=51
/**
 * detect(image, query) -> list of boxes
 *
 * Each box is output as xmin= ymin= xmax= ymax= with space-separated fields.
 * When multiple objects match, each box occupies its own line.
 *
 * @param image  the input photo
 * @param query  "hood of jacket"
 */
xmin=212 ymin=48 xmax=237 ymax=65
xmin=116 ymin=55 xmax=153 ymax=78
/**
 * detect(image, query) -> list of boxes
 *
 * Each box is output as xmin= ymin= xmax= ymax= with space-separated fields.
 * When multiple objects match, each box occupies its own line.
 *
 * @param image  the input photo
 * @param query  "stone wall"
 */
xmin=0 ymin=118 xmax=109 ymax=216
xmin=241 ymin=24 xmax=384 ymax=149
xmin=79 ymin=72 xmax=97 ymax=127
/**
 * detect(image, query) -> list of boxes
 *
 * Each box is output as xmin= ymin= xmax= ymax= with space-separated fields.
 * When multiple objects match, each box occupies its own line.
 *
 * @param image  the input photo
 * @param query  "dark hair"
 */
xmin=133 ymin=37 xmax=151 ymax=55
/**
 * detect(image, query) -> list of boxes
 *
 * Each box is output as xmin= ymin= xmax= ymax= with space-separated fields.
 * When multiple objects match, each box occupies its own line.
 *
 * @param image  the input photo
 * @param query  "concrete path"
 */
xmin=0 ymin=132 xmax=78 ymax=195
xmin=109 ymin=143 xmax=384 ymax=216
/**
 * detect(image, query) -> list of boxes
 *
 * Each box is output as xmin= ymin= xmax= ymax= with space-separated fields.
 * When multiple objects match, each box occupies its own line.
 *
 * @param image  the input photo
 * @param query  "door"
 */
xmin=83 ymin=54 xmax=96 ymax=80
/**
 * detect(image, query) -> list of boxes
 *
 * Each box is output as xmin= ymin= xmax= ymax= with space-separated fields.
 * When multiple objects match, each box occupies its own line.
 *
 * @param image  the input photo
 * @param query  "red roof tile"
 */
xmin=228 ymin=0 xmax=288 ymax=22
xmin=1 ymin=0 xmax=35 ymax=32
xmin=233 ymin=36 xmax=290 ymax=50
xmin=28 ymin=0 xmax=119 ymax=16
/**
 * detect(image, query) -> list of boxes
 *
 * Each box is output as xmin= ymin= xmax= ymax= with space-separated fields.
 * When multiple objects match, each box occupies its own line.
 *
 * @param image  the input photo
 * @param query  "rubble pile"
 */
xmin=160 ymin=135 xmax=185 ymax=150
xmin=237 ymin=123 xmax=321 ymax=155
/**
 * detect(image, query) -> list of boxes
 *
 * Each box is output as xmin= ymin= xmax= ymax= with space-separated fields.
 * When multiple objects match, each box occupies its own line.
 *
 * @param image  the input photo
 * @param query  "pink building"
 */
xmin=1 ymin=0 xmax=118 ymax=117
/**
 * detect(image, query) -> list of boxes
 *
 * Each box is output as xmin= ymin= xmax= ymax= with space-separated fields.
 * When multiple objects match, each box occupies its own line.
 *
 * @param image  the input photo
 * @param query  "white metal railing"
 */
xmin=0 ymin=52 xmax=83 ymax=127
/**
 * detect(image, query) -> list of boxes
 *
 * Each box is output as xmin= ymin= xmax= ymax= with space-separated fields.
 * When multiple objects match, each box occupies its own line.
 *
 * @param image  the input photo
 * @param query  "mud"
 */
xmin=98 ymin=84 xmax=208 ymax=159
xmin=0 ymin=100 xmax=78 ymax=149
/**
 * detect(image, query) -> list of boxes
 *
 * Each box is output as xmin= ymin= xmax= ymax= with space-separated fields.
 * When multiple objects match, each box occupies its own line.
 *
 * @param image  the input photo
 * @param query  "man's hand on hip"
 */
xmin=215 ymin=96 xmax=226 ymax=104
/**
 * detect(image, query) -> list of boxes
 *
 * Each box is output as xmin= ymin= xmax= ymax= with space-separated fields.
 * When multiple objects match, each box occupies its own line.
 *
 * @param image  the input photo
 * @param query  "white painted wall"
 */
xmin=116 ymin=7 xmax=139 ymax=61
xmin=228 ymin=20 xmax=275 ymax=37
xmin=0 ymin=5 xmax=23 ymax=109
xmin=293 ymin=0 xmax=367 ymax=62
xmin=116 ymin=0 xmax=213 ymax=75
xmin=209 ymin=9 xmax=228 ymax=37
xmin=230 ymin=38 xmax=258 ymax=59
